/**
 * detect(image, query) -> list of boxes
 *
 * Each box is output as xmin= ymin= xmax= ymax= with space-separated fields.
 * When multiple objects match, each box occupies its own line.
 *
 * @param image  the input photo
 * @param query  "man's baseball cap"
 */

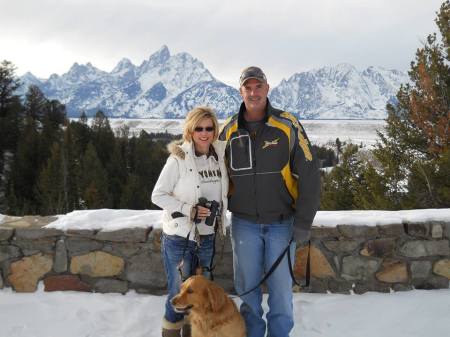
xmin=239 ymin=66 xmax=267 ymax=86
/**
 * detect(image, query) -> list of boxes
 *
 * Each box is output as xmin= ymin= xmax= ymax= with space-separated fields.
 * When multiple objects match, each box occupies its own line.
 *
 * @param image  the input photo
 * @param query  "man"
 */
xmin=219 ymin=66 xmax=320 ymax=337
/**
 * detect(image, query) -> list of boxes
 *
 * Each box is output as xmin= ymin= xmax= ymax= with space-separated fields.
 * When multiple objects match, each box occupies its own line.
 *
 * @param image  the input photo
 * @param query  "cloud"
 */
xmin=0 ymin=0 xmax=444 ymax=86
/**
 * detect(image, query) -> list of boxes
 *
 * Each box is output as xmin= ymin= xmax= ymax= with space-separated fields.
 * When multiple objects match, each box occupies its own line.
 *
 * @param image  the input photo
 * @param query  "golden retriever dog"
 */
xmin=171 ymin=275 xmax=246 ymax=337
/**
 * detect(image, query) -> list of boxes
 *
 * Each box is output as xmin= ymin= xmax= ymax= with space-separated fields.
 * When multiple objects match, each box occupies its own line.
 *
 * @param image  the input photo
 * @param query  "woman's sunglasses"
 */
xmin=194 ymin=126 xmax=214 ymax=132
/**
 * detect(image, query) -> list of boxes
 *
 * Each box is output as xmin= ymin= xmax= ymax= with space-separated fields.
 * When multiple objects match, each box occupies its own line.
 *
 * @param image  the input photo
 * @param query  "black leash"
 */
xmin=206 ymin=218 xmax=220 ymax=280
xmin=177 ymin=220 xmax=312 ymax=293
xmin=177 ymin=229 xmax=194 ymax=282
xmin=289 ymin=240 xmax=311 ymax=289
xmin=232 ymin=239 xmax=311 ymax=299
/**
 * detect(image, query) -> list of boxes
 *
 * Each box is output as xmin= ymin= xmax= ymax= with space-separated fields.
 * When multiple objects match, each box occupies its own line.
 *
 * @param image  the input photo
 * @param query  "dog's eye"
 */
xmin=187 ymin=287 xmax=194 ymax=294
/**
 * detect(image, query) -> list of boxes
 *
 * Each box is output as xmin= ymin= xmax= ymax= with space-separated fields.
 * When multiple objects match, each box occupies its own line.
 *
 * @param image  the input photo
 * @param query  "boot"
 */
xmin=162 ymin=318 xmax=183 ymax=337
xmin=181 ymin=323 xmax=191 ymax=337
xmin=162 ymin=328 xmax=181 ymax=337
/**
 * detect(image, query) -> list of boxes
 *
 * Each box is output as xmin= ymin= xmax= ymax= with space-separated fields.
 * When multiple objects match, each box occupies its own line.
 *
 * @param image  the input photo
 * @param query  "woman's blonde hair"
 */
xmin=182 ymin=106 xmax=219 ymax=143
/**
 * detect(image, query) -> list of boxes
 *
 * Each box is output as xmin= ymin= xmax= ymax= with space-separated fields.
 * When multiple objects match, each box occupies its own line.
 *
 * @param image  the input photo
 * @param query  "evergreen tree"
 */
xmin=120 ymin=174 xmax=150 ymax=209
xmin=7 ymin=117 xmax=41 ymax=214
xmin=61 ymin=124 xmax=81 ymax=211
xmin=0 ymin=60 xmax=21 ymax=117
xmin=24 ymin=85 xmax=47 ymax=121
xmin=37 ymin=142 xmax=65 ymax=214
xmin=0 ymin=61 xmax=23 ymax=211
xmin=373 ymin=0 xmax=450 ymax=208
xmin=320 ymin=144 xmax=363 ymax=210
xmin=106 ymin=135 xmax=129 ymax=208
xmin=91 ymin=110 xmax=115 ymax=165
xmin=79 ymin=110 xmax=88 ymax=125
xmin=69 ymin=119 xmax=91 ymax=160
xmin=80 ymin=142 xmax=110 ymax=209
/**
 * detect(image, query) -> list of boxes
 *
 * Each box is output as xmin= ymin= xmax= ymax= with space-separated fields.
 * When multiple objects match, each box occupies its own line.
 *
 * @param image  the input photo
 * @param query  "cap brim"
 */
xmin=240 ymin=76 xmax=266 ymax=86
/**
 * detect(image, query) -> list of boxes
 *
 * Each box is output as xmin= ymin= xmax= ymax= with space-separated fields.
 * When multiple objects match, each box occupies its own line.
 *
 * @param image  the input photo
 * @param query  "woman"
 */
xmin=151 ymin=106 xmax=229 ymax=337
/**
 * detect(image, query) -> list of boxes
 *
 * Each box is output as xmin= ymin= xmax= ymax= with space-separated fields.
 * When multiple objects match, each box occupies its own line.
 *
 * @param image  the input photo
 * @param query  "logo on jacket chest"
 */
xmin=262 ymin=138 xmax=280 ymax=149
xmin=198 ymin=169 xmax=221 ymax=182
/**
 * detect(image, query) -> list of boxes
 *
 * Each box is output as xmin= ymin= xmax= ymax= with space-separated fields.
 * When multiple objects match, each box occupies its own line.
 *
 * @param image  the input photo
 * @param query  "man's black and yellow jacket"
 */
xmin=219 ymin=100 xmax=320 ymax=242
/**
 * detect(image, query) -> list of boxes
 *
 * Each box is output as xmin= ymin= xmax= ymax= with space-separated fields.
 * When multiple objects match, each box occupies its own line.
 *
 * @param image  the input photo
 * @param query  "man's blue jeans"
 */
xmin=161 ymin=233 xmax=214 ymax=323
xmin=231 ymin=215 xmax=296 ymax=337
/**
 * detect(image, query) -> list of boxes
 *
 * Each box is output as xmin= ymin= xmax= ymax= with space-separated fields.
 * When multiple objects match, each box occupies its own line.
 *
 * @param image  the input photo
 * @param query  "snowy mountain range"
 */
xmin=19 ymin=45 xmax=408 ymax=119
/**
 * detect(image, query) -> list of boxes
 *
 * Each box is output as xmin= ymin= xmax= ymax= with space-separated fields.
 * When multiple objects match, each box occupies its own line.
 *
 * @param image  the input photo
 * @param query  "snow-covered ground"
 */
xmin=40 ymin=208 xmax=450 ymax=232
xmin=0 ymin=283 xmax=448 ymax=337
xmin=100 ymin=118 xmax=385 ymax=147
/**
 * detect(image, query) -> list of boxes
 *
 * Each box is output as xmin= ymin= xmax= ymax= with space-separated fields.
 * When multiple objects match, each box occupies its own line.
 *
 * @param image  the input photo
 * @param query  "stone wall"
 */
xmin=0 ymin=216 xmax=449 ymax=294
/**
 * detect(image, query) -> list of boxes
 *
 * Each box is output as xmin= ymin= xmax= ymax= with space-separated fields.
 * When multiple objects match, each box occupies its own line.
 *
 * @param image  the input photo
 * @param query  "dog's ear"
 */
xmin=206 ymin=283 xmax=226 ymax=312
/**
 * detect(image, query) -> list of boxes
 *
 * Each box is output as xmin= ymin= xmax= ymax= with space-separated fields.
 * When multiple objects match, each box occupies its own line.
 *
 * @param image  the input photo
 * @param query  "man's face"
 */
xmin=239 ymin=78 xmax=269 ymax=113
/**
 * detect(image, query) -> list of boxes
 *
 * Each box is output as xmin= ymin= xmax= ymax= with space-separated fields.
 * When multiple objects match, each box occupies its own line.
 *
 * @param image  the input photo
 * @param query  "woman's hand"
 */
xmin=195 ymin=205 xmax=211 ymax=221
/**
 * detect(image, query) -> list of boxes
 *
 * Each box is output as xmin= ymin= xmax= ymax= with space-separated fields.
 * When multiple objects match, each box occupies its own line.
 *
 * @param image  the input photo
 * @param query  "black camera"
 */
xmin=195 ymin=197 xmax=220 ymax=226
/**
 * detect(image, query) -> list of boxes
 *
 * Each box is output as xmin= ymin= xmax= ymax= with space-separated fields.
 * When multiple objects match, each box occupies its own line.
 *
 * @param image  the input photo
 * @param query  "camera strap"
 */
xmin=206 ymin=217 xmax=220 ymax=280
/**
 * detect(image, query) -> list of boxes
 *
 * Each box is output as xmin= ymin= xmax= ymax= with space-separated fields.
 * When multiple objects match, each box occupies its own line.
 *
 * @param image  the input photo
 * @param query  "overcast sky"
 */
xmin=0 ymin=0 xmax=445 ymax=87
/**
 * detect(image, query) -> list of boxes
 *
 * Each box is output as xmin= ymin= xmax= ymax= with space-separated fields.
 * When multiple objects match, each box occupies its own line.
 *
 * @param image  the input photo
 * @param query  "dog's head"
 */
xmin=171 ymin=275 xmax=227 ymax=314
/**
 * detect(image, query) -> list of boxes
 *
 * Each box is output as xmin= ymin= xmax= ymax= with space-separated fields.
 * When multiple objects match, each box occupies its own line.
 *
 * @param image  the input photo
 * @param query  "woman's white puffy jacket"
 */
xmin=151 ymin=140 xmax=229 ymax=240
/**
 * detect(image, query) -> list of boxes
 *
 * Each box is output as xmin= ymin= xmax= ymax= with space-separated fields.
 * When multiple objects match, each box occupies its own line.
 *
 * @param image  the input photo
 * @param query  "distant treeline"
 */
xmin=0 ymin=77 xmax=171 ymax=215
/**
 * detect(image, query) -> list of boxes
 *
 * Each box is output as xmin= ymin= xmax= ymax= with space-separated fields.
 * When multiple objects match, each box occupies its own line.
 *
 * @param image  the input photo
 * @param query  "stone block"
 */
xmin=413 ymin=276 xmax=449 ymax=290
xmin=211 ymin=253 xmax=233 ymax=277
xmin=2 ymin=215 xmax=57 ymax=229
xmin=399 ymin=240 xmax=450 ymax=258
xmin=337 ymin=225 xmax=379 ymax=239
xmin=44 ymin=275 xmax=91 ymax=292
xmin=377 ymin=224 xmax=404 ymax=237
xmin=103 ymin=242 xmax=141 ymax=258
xmin=93 ymin=278 xmax=128 ymax=294
xmin=431 ymin=224 xmax=443 ymax=239
xmin=147 ymin=228 xmax=163 ymax=252
xmin=95 ymin=228 xmax=150 ymax=243
xmin=213 ymin=277 xmax=234 ymax=293
xmin=8 ymin=253 xmax=53 ymax=292
xmin=215 ymin=233 xmax=232 ymax=254
xmin=15 ymin=228 xmax=63 ymax=240
xmin=433 ymin=259 xmax=450 ymax=279
xmin=410 ymin=261 xmax=432 ymax=279
xmin=295 ymin=245 xmax=336 ymax=279
xmin=311 ymin=226 xmax=339 ymax=239
xmin=65 ymin=229 xmax=96 ymax=238
xmin=392 ymin=283 xmax=414 ymax=292
xmin=126 ymin=250 xmax=166 ymax=290
xmin=54 ymin=239 xmax=68 ymax=273
xmin=333 ymin=256 xmax=341 ymax=273
xmin=405 ymin=223 xmax=429 ymax=238
xmin=353 ymin=281 xmax=390 ymax=294
xmin=0 ymin=227 xmax=14 ymax=241
xmin=70 ymin=251 xmax=124 ymax=277
xmin=66 ymin=237 xmax=103 ymax=256
xmin=360 ymin=238 xmax=396 ymax=258
xmin=309 ymin=278 xmax=329 ymax=293
xmin=14 ymin=238 xmax=56 ymax=255
xmin=341 ymin=255 xmax=380 ymax=281
xmin=375 ymin=260 xmax=408 ymax=283
xmin=328 ymin=279 xmax=353 ymax=294
xmin=443 ymin=223 xmax=450 ymax=239
xmin=323 ymin=240 xmax=360 ymax=254
xmin=0 ymin=245 xmax=22 ymax=263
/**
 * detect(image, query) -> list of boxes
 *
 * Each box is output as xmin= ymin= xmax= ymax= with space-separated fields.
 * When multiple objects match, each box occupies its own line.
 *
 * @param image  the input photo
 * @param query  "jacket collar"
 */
xmin=238 ymin=98 xmax=273 ymax=128
xmin=179 ymin=140 xmax=226 ymax=160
